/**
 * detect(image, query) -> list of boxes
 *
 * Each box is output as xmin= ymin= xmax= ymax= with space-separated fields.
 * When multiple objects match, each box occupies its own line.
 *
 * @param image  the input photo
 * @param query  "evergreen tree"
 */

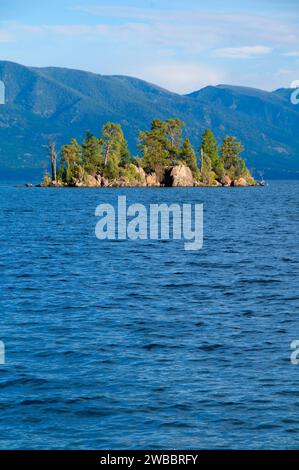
xmin=54 ymin=118 xmax=254 ymax=186
xmin=200 ymin=129 xmax=224 ymax=179
xmin=102 ymin=123 xmax=121 ymax=165
xmin=139 ymin=132 xmax=169 ymax=173
xmin=59 ymin=139 xmax=82 ymax=183
xmin=82 ymin=132 xmax=102 ymax=175
xmin=139 ymin=118 xmax=185 ymax=171
xmin=179 ymin=138 xmax=197 ymax=174
xmin=165 ymin=118 xmax=184 ymax=164
xmin=101 ymin=123 xmax=127 ymax=179
xmin=119 ymin=139 xmax=131 ymax=168
xmin=221 ymin=136 xmax=245 ymax=177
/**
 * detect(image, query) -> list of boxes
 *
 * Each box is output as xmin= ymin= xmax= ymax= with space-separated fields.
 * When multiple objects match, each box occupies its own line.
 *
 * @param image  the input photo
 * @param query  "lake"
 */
xmin=0 ymin=181 xmax=299 ymax=449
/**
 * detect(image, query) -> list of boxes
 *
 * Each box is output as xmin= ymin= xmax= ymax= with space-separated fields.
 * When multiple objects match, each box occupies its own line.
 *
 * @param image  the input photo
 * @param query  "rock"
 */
xmin=111 ymin=178 xmax=127 ymax=187
xmin=132 ymin=165 xmax=146 ymax=180
xmin=84 ymin=175 xmax=101 ymax=187
xmin=95 ymin=174 xmax=102 ymax=185
xmin=246 ymin=176 xmax=256 ymax=186
xmin=101 ymin=177 xmax=110 ymax=187
xmin=211 ymin=180 xmax=222 ymax=187
xmin=42 ymin=180 xmax=64 ymax=187
xmin=74 ymin=180 xmax=84 ymax=187
xmin=232 ymin=177 xmax=247 ymax=187
xmin=146 ymin=173 xmax=160 ymax=187
xmin=220 ymin=175 xmax=232 ymax=187
xmin=170 ymin=165 xmax=194 ymax=187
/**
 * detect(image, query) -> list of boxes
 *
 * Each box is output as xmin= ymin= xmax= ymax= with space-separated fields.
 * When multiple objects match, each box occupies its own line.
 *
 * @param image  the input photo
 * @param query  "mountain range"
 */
xmin=0 ymin=60 xmax=299 ymax=180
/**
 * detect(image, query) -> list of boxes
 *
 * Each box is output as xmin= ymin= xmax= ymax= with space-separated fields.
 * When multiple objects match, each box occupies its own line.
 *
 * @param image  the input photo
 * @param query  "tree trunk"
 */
xmin=200 ymin=148 xmax=204 ymax=173
xmin=50 ymin=142 xmax=57 ymax=181
xmin=104 ymin=144 xmax=111 ymax=166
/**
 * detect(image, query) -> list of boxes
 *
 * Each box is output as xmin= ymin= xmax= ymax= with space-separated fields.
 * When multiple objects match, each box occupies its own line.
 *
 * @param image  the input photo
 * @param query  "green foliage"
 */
xmin=55 ymin=119 xmax=253 ymax=186
xmin=139 ymin=118 xmax=186 ymax=172
xmin=139 ymin=134 xmax=170 ymax=173
xmin=213 ymin=158 xmax=225 ymax=179
xmin=164 ymin=118 xmax=185 ymax=164
xmin=194 ymin=168 xmax=202 ymax=182
xmin=2 ymin=62 xmax=297 ymax=179
xmin=132 ymin=157 xmax=142 ymax=167
xmin=201 ymin=129 xmax=218 ymax=159
xmin=101 ymin=123 xmax=131 ymax=178
xmin=102 ymin=123 xmax=122 ymax=166
xmin=103 ymin=157 xmax=120 ymax=179
xmin=221 ymin=136 xmax=246 ymax=178
xmin=59 ymin=138 xmax=83 ymax=183
xmin=199 ymin=149 xmax=212 ymax=184
xmin=120 ymin=164 xmax=143 ymax=183
xmin=179 ymin=138 xmax=198 ymax=174
xmin=82 ymin=132 xmax=102 ymax=175
xmin=120 ymin=139 xmax=131 ymax=168
xmin=43 ymin=171 xmax=52 ymax=186
xmin=200 ymin=129 xmax=224 ymax=179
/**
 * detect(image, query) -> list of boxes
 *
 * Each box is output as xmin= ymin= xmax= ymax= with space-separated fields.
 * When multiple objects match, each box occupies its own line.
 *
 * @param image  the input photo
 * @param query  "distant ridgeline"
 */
xmin=42 ymin=119 xmax=256 ymax=188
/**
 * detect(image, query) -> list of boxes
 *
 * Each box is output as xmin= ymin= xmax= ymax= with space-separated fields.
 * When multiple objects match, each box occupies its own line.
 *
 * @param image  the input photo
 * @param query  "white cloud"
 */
xmin=213 ymin=46 xmax=273 ymax=59
xmin=1 ymin=6 xmax=298 ymax=92
xmin=134 ymin=62 xmax=225 ymax=94
xmin=283 ymin=51 xmax=299 ymax=57
xmin=1 ymin=10 xmax=298 ymax=52
xmin=74 ymin=6 xmax=299 ymax=46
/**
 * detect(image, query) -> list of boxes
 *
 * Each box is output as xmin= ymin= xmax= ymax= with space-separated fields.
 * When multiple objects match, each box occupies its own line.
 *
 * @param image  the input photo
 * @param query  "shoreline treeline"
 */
xmin=44 ymin=119 xmax=255 ymax=187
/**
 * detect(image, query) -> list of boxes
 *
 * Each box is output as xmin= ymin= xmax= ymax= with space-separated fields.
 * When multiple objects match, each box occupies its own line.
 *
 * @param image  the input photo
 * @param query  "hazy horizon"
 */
xmin=1 ymin=58 xmax=295 ymax=95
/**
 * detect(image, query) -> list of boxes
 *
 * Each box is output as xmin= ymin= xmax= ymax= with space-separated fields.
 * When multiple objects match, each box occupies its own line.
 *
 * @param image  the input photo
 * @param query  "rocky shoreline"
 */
xmin=35 ymin=164 xmax=257 ymax=188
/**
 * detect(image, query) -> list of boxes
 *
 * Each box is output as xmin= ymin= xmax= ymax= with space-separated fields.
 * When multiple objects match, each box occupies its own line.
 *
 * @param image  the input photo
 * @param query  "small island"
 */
xmin=41 ymin=119 xmax=256 ymax=188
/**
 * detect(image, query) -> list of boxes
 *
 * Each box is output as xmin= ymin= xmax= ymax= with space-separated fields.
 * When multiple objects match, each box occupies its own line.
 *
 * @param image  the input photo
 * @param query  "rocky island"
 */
xmin=41 ymin=119 xmax=256 ymax=188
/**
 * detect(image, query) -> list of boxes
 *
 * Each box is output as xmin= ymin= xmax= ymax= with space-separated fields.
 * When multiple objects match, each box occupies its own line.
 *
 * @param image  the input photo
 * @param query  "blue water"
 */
xmin=0 ymin=181 xmax=299 ymax=450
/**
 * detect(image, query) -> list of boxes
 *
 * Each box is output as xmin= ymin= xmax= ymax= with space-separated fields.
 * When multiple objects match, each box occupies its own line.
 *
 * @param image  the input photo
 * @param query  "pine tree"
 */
xmin=139 ymin=132 xmax=169 ymax=173
xmin=59 ymin=139 xmax=82 ymax=183
xmin=165 ymin=118 xmax=184 ymax=164
xmin=119 ymin=139 xmax=131 ymax=168
xmin=82 ymin=132 xmax=102 ymax=175
xmin=221 ymin=136 xmax=245 ymax=177
xmin=54 ymin=118 xmax=254 ymax=186
xmin=139 ymin=118 xmax=185 ymax=171
xmin=200 ymin=129 xmax=224 ymax=179
xmin=101 ymin=123 xmax=127 ymax=179
xmin=179 ymin=138 xmax=197 ymax=174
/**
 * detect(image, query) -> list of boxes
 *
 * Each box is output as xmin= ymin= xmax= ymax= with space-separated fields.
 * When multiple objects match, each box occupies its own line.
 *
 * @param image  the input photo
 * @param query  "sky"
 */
xmin=0 ymin=0 xmax=299 ymax=93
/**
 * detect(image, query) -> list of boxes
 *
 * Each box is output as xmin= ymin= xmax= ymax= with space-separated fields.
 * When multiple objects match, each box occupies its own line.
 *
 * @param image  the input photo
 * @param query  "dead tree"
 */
xmin=200 ymin=148 xmax=204 ymax=174
xmin=49 ymin=142 xmax=57 ymax=181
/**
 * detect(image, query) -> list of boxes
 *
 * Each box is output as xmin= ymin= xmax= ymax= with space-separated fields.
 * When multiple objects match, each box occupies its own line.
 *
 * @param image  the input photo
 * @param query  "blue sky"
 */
xmin=0 ymin=0 xmax=299 ymax=93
